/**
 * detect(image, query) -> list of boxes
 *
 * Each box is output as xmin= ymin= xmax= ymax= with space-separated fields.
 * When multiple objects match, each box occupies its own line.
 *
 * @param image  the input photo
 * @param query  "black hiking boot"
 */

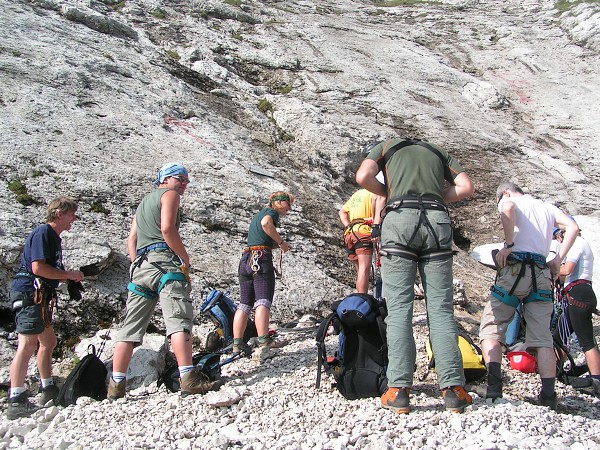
xmin=442 ymin=386 xmax=473 ymax=413
xmin=381 ymin=387 xmax=411 ymax=414
xmin=6 ymin=392 xmax=37 ymax=420
xmin=537 ymin=391 xmax=558 ymax=411
xmin=469 ymin=383 xmax=503 ymax=402
xmin=39 ymin=384 xmax=59 ymax=406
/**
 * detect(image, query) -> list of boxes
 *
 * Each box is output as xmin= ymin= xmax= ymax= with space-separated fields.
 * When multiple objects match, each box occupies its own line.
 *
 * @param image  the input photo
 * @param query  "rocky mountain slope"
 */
xmin=1 ymin=0 xmax=600 ymax=447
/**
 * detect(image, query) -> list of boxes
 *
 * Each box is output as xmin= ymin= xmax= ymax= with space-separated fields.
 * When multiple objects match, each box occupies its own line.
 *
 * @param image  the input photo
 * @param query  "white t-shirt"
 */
xmin=497 ymin=194 xmax=560 ymax=256
xmin=564 ymin=236 xmax=594 ymax=284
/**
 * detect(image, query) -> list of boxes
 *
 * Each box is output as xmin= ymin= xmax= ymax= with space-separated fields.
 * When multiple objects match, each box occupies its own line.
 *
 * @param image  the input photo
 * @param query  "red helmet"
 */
xmin=507 ymin=351 xmax=537 ymax=373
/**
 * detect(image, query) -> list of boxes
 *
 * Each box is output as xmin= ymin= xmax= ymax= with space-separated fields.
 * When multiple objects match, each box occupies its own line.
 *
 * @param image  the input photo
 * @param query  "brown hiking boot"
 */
xmin=107 ymin=378 xmax=126 ymax=401
xmin=442 ymin=385 xmax=473 ymax=413
xmin=259 ymin=336 xmax=289 ymax=349
xmin=180 ymin=368 xmax=224 ymax=397
xmin=381 ymin=387 xmax=411 ymax=414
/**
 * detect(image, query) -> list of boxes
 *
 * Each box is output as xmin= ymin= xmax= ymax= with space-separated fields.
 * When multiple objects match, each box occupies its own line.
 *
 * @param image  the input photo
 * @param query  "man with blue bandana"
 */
xmin=109 ymin=163 xmax=222 ymax=400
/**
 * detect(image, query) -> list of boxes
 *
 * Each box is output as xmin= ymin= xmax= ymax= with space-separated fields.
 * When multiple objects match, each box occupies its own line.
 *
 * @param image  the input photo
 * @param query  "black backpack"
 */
xmin=199 ymin=289 xmax=257 ymax=351
xmin=316 ymin=293 xmax=388 ymax=400
xmin=55 ymin=344 xmax=108 ymax=406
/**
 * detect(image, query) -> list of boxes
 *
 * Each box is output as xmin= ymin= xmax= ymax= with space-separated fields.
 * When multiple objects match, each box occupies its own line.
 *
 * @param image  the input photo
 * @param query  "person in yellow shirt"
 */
xmin=339 ymin=188 xmax=385 ymax=293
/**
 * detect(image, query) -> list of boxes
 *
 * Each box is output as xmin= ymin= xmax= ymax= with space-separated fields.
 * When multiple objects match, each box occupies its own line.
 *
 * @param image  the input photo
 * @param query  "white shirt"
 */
xmin=498 ymin=194 xmax=561 ymax=256
xmin=564 ymin=236 xmax=594 ymax=284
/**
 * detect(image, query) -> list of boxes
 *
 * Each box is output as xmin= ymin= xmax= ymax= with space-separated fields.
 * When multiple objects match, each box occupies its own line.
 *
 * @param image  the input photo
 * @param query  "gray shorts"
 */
xmin=11 ymin=290 xmax=48 ymax=335
xmin=479 ymin=264 xmax=554 ymax=349
xmin=117 ymin=250 xmax=193 ymax=344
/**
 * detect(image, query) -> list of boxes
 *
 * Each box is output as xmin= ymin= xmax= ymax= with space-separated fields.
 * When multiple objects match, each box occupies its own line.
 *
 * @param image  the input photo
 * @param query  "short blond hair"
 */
xmin=46 ymin=196 xmax=78 ymax=222
xmin=268 ymin=191 xmax=294 ymax=207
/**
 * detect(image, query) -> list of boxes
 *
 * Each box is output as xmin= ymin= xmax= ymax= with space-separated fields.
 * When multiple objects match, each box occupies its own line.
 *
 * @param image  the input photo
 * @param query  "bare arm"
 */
xmin=127 ymin=216 xmax=138 ymax=262
xmin=160 ymin=190 xmax=190 ymax=268
xmin=32 ymin=260 xmax=84 ymax=282
xmin=443 ymin=172 xmax=475 ymax=204
xmin=338 ymin=207 xmax=351 ymax=227
xmin=356 ymin=159 xmax=386 ymax=197
xmin=372 ymin=194 xmax=385 ymax=225
xmin=548 ymin=213 xmax=579 ymax=277
xmin=261 ymin=214 xmax=289 ymax=253
xmin=495 ymin=200 xmax=517 ymax=268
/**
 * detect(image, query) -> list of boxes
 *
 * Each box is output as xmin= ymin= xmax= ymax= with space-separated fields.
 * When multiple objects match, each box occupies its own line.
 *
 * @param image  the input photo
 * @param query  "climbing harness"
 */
xmin=343 ymin=218 xmax=374 ymax=251
xmin=127 ymin=246 xmax=188 ymax=300
xmin=490 ymin=252 xmax=553 ymax=308
xmin=33 ymin=278 xmax=56 ymax=327
xmin=379 ymin=195 xmax=453 ymax=262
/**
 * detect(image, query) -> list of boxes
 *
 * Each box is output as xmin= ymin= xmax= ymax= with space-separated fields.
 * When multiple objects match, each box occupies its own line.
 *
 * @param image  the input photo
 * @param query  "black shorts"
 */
xmin=11 ymin=290 xmax=48 ymax=335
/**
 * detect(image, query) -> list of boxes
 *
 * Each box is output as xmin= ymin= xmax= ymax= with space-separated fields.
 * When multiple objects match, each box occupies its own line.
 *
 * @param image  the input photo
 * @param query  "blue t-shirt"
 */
xmin=11 ymin=224 xmax=63 ymax=292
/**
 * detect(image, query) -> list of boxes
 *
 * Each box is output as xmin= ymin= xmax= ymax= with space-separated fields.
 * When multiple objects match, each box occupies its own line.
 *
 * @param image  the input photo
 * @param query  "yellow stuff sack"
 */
xmin=425 ymin=332 xmax=487 ymax=382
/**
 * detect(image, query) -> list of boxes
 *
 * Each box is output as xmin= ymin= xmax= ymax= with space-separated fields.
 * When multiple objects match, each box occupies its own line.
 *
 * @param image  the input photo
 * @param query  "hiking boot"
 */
xmin=442 ymin=386 xmax=473 ymax=413
xmin=180 ymin=368 xmax=224 ymax=397
xmin=39 ymin=384 xmax=59 ymax=406
xmin=537 ymin=391 xmax=558 ymax=411
xmin=107 ymin=378 xmax=126 ymax=401
xmin=259 ymin=336 xmax=289 ymax=349
xmin=232 ymin=342 xmax=252 ymax=356
xmin=381 ymin=387 xmax=411 ymax=414
xmin=469 ymin=384 xmax=502 ymax=401
xmin=6 ymin=393 xmax=37 ymax=420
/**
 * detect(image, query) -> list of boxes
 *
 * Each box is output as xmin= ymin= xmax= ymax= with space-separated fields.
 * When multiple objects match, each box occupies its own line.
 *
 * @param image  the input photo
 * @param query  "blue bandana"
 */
xmin=154 ymin=163 xmax=188 ymax=186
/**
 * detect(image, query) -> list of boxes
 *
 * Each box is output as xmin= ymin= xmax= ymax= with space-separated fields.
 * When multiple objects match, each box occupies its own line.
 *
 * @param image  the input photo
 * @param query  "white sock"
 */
xmin=9 ymin=386 xmax=26 ymax=399
xmin=112 ymin=372 xmax=126 ymax=383
xmin=41 ymin=377 xmax=54 ymax=388
xmin=178 ymin=365 xmax=194 ymax=378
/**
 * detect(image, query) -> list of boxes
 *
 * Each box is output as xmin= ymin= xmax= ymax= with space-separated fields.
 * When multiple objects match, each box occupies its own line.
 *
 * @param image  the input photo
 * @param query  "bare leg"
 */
xmin=481 ymin=338 xmax=503 ymax=365
xmin=536 ymin=347 xmax=557 ymax=378
xmin=112 ymin=341 xmax=135 ymax=373
xmin=356 ymin=253 xmax=372 ymax=294
xmin=10 ymin=333 xmax=40 ymax=388
xmin=36 ymin=326 xmax=57 ymax=379
xmin=254 ymin=305 xmax=270 ymax=337
xmin=170 ymin=331 xmax=192 ymax=367
xmin=584 ymin=347 xmax=600 ymax=376
xmin=233 ymin=310 xmax=249 ymax=340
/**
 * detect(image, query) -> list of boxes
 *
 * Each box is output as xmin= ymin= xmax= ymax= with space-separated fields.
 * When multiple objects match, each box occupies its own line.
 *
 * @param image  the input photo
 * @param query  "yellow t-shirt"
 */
xmin=343 ymin=189 xmax=374 ymax=235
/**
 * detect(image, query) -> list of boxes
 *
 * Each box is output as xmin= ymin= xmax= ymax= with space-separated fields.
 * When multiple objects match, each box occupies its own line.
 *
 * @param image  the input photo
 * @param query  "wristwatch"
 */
xmin=504 ymin=241 xmax=515 ymax=249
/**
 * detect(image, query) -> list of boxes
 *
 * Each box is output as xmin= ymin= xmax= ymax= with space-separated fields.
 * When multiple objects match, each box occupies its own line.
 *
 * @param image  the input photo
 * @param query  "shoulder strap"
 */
xmin=315 ymin=312 xmax=338 ymax=389
xmin=383 ymin=140 xmax=453 ymax=181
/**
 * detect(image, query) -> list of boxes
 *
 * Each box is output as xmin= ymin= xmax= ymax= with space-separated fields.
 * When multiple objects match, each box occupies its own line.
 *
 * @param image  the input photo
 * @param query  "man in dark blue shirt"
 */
xmin=7 ymin=196 xmax=84 ymax=420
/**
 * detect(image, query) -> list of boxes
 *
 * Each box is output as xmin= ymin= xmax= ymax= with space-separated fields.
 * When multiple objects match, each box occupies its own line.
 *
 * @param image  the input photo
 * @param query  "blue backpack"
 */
xmin=199 ymin=289 xmax=257 ymax=351
xmin=316 ymin=293 xmax=388 ymax=400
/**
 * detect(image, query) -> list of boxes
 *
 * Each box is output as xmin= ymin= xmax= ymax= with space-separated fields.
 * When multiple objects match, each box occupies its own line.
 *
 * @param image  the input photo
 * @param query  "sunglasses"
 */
xmin=497 ymin=192 xmax=504 ymax=204
xmin=171 ymin=175 xmax=190 ymax=184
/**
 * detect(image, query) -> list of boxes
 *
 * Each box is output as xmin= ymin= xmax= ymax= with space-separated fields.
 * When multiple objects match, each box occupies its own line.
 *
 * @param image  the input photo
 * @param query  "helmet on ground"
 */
xmin=507 ymin=351 xmax=537 ymax=373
